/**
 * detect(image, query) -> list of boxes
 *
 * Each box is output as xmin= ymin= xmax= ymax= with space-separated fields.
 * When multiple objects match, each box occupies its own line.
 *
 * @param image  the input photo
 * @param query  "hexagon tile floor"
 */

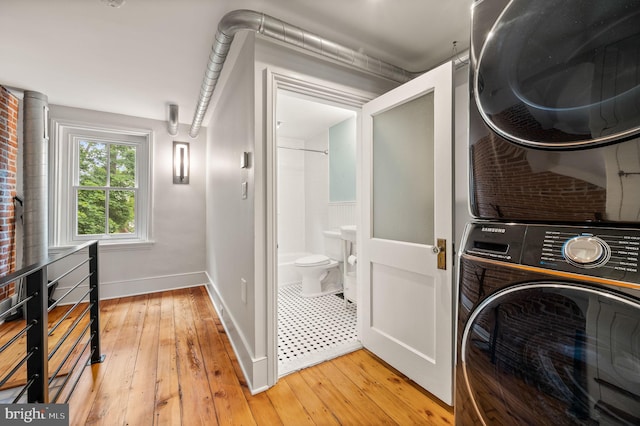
xmin=278 ymin=283 xmax=361 ymax=376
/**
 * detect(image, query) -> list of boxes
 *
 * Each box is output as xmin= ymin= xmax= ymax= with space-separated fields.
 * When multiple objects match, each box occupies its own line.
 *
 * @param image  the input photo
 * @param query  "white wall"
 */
xmin=328 ymin=203 xmax=357 ymax=230
xmin=304 ymin=130 xmax=330 ymax=255
xmin=47 ymin=105 xmax=207 ymax=300
xmin=278 ymin=127 xmax=357 ymax=259
xmin=204 ymin=32 xmax=262 ymax=389
xmin=276 ymin=136 xmax=306 ymax=255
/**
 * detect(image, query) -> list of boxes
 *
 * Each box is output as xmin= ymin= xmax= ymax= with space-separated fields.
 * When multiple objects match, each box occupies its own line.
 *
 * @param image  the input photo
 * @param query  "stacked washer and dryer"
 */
xmin=456 ymin=1 xmax=640 ymax=425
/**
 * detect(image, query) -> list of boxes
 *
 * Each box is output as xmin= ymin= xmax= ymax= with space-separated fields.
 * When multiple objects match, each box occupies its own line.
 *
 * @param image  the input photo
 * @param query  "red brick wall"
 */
xmin=0 ymin=86 xmax=19 ymax=302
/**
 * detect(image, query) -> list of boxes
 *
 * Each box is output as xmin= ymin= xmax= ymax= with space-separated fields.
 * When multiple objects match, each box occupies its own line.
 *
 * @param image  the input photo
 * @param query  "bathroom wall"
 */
xmin=328 ymin=203 xmax=357 ymax=230
xmin=276 ymin=130 xmax=332 ymax=259
xmin=304 ymin=117 xmax=358 ymax=256
xmin=327 ymin=116 xmax=357 ymax=233
xmin=304 ymin=130 xmax=330 ymax=256
xmin=329 ymin=117 xmax=357 ymax=203
xmin=276 ymin=136 xmax=306 ymax=255
xmin=278 ymin=118 xmax=357 ymax=260
xmin=276 ymin=131 xmax=328 ymax=288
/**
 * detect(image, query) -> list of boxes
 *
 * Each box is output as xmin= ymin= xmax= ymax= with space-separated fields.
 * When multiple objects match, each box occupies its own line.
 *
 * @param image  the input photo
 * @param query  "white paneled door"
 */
xmin=360 ymin=61 xmax=454 ymax=405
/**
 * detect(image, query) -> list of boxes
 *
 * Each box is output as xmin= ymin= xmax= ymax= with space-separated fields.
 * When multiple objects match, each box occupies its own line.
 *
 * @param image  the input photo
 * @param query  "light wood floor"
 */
xmin=67 ymin=286 xmax=454 ymax=425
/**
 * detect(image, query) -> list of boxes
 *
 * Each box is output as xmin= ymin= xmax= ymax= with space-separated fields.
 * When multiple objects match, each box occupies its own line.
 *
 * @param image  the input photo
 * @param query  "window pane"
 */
xmin=78 ymin=141 xmax=107 ymax=186
xmin=77 ymin=189 xmax=106 ymax=235
xmin=110 ymin=144 xmax=136 ymax=188
xmin=109 ymin=190 xmax=135 ymax=234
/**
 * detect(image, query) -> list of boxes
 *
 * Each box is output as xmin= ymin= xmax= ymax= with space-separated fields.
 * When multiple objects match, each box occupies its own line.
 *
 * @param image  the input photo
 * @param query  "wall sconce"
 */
xmin=173 ymin=141 xmax=190 ymax=184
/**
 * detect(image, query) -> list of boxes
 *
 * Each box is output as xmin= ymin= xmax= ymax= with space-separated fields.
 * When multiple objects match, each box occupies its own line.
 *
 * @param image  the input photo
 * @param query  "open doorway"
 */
xmin=275 ymin=89 xmax=361 ymax=376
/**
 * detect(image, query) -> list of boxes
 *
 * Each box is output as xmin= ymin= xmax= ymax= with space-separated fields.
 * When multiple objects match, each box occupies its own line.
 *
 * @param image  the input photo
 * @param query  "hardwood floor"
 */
xmin=68 ymin=286 xmax=454 ymax=425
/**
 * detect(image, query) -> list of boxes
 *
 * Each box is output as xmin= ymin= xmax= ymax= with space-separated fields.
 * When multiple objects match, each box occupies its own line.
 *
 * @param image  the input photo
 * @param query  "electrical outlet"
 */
xmin=241 ymin=278 xmax=247 ymax=304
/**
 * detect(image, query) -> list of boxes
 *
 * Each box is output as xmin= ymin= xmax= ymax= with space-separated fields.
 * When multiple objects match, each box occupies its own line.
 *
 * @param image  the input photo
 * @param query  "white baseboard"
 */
xmin=204 ymin=272 xmax=269 ymax=394
xmin=53 ymin=271 xmax=208 ymax=304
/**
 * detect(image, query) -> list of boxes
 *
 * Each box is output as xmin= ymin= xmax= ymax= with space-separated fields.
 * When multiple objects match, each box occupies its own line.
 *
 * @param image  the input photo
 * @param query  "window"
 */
xmin=51 ymin=120 xmax=152 ymax=246
xmin=76 ymin=138 xmax=137 ymax=236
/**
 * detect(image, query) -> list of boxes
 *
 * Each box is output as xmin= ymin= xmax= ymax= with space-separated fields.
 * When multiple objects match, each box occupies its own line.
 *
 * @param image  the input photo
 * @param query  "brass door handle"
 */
xmin=436 ymin=238 xmax=446 ymax=270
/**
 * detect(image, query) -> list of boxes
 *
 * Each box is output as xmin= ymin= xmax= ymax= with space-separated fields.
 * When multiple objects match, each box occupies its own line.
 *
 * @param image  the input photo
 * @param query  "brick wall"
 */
xmin=0 ymin=86 xmax=19 ymax=302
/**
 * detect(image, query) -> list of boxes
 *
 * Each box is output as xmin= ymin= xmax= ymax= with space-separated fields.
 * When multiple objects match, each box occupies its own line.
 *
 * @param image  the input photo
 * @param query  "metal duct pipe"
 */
xmin=167 ymin=104 xmax=179 ymax=136
xmin=189 ymin=9 xmax=422 ymax=138
xmin=22 ymin=91 xmax=49 ymax=265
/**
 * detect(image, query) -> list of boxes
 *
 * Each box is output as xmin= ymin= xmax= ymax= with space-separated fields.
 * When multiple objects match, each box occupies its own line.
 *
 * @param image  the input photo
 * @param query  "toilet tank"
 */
xmin=322 ymin=230 xmax=343 ymax=260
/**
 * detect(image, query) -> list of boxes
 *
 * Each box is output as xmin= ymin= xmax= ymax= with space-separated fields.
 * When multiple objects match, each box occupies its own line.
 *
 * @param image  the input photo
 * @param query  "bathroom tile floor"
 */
xmin=278 ymin=283 xmax=361 ymax=377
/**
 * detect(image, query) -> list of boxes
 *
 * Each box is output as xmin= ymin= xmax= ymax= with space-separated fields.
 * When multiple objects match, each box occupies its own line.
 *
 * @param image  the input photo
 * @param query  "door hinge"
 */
xmin=452 ymin=242 xmax=455 ymax=266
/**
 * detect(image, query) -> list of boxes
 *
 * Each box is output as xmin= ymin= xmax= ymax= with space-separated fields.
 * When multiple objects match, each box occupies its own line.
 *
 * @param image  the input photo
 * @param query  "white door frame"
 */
xmin=264 ymin=67 xmax=381 ymax=386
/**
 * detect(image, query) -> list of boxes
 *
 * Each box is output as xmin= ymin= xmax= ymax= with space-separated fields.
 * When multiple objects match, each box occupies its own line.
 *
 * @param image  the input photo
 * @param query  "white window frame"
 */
xmin=50 ymin=119 xmax=153 ymax=248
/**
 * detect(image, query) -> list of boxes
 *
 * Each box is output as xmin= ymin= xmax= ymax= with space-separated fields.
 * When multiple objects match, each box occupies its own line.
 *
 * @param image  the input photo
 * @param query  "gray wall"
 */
xmin=205 ymin=32 xmax=258 ymax=380
xmin=47 ymin=105 xmax=207 ymax=300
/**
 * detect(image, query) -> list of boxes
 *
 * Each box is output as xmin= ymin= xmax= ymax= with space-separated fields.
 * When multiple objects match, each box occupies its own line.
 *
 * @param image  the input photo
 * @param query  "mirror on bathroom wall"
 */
xmin=329 ymin=116 xmax=357 ymax=202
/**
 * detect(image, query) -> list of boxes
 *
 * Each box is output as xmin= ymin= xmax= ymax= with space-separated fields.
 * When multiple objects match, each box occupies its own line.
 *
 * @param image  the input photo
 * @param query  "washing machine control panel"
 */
xmin=463 ymin=222 xmax=640 ymax=284
xmin=523 ymin=225 xmax=640 ymax=283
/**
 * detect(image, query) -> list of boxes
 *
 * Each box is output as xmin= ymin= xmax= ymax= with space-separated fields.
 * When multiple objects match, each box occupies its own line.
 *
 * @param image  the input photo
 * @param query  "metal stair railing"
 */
xmin=0 ymin=240 xmax=104 ymax=403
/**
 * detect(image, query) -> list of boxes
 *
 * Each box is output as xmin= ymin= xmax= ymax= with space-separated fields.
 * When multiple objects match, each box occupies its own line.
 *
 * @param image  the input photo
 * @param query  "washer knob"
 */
xmin=563 ymin=236 xmax=610 ymax=268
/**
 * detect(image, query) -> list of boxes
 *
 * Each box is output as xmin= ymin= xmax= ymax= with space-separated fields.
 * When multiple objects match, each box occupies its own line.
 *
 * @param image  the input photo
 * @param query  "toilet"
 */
xmin=294 ymin=230 xmax=342 ymax=297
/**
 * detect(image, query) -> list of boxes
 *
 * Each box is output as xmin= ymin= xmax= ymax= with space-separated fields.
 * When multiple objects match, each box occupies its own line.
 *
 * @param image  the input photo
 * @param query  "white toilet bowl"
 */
xmin=294 ymin=254 xmax=341 ymax=297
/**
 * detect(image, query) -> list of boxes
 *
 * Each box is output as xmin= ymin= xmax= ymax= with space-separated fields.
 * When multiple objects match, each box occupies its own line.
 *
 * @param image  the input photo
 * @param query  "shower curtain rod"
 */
xmin=277 ymin=146 xmax=328 ymax=155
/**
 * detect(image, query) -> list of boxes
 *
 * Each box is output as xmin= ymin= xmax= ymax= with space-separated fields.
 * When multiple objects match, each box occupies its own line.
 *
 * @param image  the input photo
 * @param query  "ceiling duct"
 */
xmin=189 ymin=9 xmax=424 ymax=138
xmin=22 ymin=91 xmax=49 ymax=265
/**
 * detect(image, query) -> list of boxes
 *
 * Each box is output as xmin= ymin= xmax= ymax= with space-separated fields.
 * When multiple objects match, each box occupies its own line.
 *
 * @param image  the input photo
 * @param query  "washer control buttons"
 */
xmin=563 ymin=236 xmax=611 ymax=268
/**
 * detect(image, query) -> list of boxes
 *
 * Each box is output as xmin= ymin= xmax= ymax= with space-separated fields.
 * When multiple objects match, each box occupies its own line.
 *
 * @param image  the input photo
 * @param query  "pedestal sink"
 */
xmin=340 ymin=225 xmax=357 ymax=304
xmin=340 ymin=225 xmax=356 ymax=242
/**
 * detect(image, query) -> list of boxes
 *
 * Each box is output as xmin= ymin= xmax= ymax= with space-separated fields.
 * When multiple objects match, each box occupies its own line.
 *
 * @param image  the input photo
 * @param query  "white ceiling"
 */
xmin=0 ymin=0 xmax=471 ymax=128
xmin=276 ymin=92 xmax=356 ymax=140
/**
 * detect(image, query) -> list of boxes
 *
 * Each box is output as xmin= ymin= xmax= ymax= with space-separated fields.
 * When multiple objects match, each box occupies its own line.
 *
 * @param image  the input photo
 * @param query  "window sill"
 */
xmin=49 ymin=240 xmax=155 ymax=255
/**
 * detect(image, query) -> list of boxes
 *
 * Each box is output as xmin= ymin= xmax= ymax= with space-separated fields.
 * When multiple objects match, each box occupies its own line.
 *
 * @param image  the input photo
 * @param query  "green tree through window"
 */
xmin=77 ymin=140 xmax=137 ymax=236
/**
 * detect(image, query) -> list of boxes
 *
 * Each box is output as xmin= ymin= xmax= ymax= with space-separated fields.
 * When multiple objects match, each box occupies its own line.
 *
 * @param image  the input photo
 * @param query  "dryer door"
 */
xmin=459 ymin=282 xmax=640 ymax=425
xmin=475 ymin=0 xmax=640 ymax=148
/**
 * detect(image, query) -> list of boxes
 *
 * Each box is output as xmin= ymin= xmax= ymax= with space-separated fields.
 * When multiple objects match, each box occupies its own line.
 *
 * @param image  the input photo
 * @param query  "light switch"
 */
xmin=241 ymin=181 xmax=248 ymax=199
xmin=241 ymin=278 xmax=247 ymax=304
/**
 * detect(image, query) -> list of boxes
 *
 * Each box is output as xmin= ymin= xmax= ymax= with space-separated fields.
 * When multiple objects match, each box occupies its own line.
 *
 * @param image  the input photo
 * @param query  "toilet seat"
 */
xmin=295 ymin=254 xmax=330 ymax=267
